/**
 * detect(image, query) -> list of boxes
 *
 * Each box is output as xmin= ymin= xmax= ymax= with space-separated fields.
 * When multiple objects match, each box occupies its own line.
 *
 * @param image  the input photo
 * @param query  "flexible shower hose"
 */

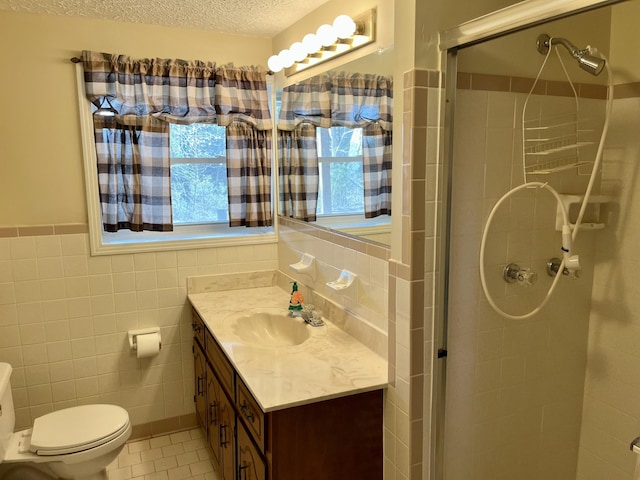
xmin=479 ymin=49 xmax=613 ymax=320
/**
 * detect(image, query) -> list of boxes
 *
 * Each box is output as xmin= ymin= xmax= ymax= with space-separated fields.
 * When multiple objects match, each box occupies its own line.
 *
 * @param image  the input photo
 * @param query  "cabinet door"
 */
xmin=219 ymin=388 xmax=236 ymax=480
xmin=193 ymin=341 xmax=207 ymax=429
xmin=206 ymin=364 xmax=222 ymax=469
xmin=237 ymin=423 xmax=266 ymax=480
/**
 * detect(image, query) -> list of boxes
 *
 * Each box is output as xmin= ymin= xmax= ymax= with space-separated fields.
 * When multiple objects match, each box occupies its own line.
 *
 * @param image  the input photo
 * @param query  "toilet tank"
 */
xmin=0 ymin=363 xmax=15 ymax=461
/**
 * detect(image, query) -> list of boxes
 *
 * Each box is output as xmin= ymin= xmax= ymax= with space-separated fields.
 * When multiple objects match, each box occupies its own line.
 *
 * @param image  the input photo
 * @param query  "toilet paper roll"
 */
xmin=136 ymin=333 xmax=161 ymax=358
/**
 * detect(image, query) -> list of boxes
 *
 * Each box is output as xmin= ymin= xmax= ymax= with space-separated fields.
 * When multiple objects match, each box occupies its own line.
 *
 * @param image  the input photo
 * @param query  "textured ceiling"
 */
xmin=0 ymin=0 xmax=330 ymax=36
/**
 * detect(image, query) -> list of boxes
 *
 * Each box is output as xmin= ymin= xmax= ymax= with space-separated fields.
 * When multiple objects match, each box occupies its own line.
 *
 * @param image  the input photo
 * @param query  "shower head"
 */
xmin=536 ymin=33 xmax=605 ymax=76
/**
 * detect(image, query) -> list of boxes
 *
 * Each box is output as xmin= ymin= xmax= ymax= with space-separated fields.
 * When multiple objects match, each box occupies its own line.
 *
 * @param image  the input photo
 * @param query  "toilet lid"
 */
xmin=30 ymin=404 xmax=130 ymax=456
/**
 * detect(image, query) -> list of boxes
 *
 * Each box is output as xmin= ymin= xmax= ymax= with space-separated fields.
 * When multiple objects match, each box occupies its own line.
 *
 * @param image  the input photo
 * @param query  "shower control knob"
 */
xmin=503 ymin=263 xmax=537 ymax=286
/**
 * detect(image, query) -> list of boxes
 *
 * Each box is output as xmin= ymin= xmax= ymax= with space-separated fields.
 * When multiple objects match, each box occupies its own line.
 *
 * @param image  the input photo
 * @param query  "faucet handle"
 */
xmin=303 ymin=304 xmax=315 ymax=312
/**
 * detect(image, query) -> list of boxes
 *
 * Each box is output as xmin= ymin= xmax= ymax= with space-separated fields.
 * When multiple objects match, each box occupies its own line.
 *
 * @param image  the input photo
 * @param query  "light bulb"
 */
xmin=279 ymin=49 xmax=295 ymax=68
xmin=333 ymin=15 xmax=356 ymax=38
xmin=302 ymin=33 xmax=322 ymax=54
xmin=316 ymin=24 xmax=337 ymax=47
xmin=290 ymin=42 xmax=307 ymax=62
xmin=267 ymin=54 xmax=283 ymax=72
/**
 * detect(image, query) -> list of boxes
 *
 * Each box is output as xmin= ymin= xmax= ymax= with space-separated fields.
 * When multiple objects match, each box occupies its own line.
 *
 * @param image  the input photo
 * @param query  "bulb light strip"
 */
xmin=268 ymin=9 xmax=376 ymax=77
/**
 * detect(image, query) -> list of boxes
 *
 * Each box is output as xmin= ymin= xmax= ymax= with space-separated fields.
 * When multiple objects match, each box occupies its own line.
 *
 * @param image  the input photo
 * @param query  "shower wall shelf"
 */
xmin=554 ymin=194 xmax=611 ymax=231
xmin=524 ymin=159 xmax=593 ymax=175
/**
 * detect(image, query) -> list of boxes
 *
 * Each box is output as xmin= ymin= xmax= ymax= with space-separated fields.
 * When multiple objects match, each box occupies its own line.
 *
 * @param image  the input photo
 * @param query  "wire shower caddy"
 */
xmin=521 ymin=48 xmax=597 ymax=181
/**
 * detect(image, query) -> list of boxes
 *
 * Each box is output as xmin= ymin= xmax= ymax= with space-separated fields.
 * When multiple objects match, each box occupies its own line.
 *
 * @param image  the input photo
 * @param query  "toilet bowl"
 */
xmin=0 ymin=363 xmax=132 ymax=480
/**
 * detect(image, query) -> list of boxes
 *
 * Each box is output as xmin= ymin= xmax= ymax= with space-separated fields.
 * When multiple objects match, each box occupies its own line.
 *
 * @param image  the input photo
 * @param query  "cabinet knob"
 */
xmin=192 ymin=322 xmax=201 ymax=333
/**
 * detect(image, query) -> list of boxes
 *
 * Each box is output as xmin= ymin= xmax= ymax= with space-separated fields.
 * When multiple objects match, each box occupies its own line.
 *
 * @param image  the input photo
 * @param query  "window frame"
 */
xmin=75 ymin=65 xmax=276 ymax=256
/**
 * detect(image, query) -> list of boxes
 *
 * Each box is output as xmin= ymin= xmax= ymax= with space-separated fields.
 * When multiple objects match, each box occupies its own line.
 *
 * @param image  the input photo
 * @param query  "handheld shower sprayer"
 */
xmin=536 ymin=33 xmax=605 ymax=76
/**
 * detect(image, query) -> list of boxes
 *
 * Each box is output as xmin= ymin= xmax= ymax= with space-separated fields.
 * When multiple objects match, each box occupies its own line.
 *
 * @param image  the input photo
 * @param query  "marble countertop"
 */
xmin=188 ymin=285 xmax=388 ymax=412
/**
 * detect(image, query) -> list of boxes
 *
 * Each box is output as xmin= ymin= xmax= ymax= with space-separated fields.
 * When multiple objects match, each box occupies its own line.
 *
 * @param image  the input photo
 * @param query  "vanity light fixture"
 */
xmin=268 ymin=9 xmax=376 ymax=77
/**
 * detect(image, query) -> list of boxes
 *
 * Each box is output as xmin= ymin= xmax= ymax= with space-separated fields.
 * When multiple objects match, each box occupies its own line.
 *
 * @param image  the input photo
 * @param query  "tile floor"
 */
xmin=107 ymin=428 xmax=220 ymax=480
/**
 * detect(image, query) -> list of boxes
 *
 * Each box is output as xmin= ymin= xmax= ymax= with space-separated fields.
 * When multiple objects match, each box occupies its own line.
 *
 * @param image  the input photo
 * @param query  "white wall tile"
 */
xmin=10 ymin=237 xmax=37 ymax=260
xmin=60 ymin=235 xmax=88 ymax=256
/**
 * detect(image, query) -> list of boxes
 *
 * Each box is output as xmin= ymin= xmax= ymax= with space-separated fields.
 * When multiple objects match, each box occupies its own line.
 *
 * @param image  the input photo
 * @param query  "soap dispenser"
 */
xmin=289 ymin=281 xmax=304 ymax=311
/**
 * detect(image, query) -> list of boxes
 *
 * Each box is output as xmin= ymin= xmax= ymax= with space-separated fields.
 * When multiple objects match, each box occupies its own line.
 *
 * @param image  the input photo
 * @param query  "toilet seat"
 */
xmin=29 ymin=405 xmax=130 ymax=456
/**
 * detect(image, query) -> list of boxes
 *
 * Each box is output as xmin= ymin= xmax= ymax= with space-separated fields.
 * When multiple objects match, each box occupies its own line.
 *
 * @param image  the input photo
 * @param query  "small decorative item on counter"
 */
xmin=289 ymin=281 xmax=304 ymax=311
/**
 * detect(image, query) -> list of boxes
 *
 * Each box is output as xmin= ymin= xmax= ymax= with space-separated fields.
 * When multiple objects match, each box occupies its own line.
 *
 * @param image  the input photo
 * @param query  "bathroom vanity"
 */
xmin=189 ymin=284 xmax=387 ymax=480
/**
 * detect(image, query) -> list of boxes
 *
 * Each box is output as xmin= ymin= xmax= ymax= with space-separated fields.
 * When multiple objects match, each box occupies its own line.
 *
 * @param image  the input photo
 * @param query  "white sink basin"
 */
xmin=231 ymin=312 xmax=310 ymax=347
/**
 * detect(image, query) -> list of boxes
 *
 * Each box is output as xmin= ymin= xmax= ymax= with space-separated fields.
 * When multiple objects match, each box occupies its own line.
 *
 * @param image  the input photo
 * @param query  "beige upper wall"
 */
xmin=416 ymin=0 xmax=523 ymax=69
xmin=610 ymin=0 xmax=640 ymax=83
xmin=0 ymin=10 xmax=272 ymax=227
xmin=456 ymin=6 xmax=612 ymax=82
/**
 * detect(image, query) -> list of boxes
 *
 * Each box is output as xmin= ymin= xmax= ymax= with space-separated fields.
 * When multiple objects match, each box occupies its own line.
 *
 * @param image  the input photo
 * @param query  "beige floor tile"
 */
xmin=167 ymin=465 xmax=192 ymax=480
xmin=109 ymin=428 xmax=214 ymax=480
xmin=144 ymin=472 xmax=169 ymax=480
xmin=108 ymin=466 xmax=133 ymax=480
xmin=170 ymin=431 xmax=192 ymax=444
xmin=132 ymin=461 xmax=155 ymax=477
xmin=176 ymin=450 xmax=200 ymax=466
xmin=162 ymin=443 xmax=185 ymax=457
xmin=155 ymin=456 xmax=178 ymax=472
xmin=149 ymin=436 xmax=172 ymax=449
xmin=189 ymin=460 xmax=214 ymax=476
xmin=141 ymin=447 xmax=164 ymax=463
xmin=128 ymin=439 xmax=151 ymax=454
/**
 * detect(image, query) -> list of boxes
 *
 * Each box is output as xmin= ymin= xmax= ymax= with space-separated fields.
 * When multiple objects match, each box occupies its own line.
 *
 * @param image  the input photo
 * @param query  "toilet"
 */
xmin=0 ymin=363 xmax=132 ymax=480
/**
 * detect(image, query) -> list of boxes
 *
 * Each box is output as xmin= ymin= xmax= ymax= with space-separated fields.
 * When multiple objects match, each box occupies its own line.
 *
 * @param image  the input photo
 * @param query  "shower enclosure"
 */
xmin=437 ymin=1 xmax=640 ymax=479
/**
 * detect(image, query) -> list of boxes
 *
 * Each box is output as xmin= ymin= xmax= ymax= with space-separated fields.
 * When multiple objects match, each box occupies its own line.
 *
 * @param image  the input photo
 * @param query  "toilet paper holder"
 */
xmin=128 ymin=327 xmax=162 ymax=351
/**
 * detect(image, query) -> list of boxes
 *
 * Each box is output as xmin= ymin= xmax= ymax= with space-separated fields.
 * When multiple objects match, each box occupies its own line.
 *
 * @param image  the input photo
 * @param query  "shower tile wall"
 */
xmin=443 ymin=77 xmax=604 ymax=479
xmin=577 ymin=92 xmax=640 ymax=480
xmin=0 ymin=231 xmax=277 ymax=434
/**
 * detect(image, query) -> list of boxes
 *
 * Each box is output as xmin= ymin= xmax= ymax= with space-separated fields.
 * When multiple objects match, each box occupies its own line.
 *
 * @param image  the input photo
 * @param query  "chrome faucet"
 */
xmin=290 ymin=304 xmax=324 ymax=327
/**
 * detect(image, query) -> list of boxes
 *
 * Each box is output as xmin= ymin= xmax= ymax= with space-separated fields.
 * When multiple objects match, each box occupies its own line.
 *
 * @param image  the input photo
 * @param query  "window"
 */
xmin=316 ymin=127 xmax=364 ymax=216
xmin=169 ymin=124 xmax=229 ymax=224
xmin=78 ymin=88 xmax=274 ymax=256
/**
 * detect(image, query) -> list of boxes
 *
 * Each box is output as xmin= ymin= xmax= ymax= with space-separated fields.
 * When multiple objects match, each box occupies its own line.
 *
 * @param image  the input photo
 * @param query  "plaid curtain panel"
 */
xmin=363 ymin=124 xmax=392 ymax=218
xmin=278 ymin=72 xmax=392 ymax=219
xmin=226 ymin=122 xmax=273 ymax=227
xmin=93 ymin=116 xmax=172 ymax=232
xmin=81 ymin=51 xmax=272 ymax=231
xmin=215 ymin=65 xmax=272 ymax=131
xmin=278 ymin=124 xmax=319 ymax=222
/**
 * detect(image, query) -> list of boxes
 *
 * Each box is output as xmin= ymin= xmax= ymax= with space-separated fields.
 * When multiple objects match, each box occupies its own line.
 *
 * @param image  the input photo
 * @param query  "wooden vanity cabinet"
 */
xmin=192 ymin=309 xmax=382 ymax=480
xmin=193 ymin=338 xmax=237 ymax=480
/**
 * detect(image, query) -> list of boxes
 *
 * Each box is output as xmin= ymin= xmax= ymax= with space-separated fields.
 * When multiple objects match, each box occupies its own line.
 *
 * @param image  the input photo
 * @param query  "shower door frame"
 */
xmin=433 ymin=0 xmax=624 ymax=479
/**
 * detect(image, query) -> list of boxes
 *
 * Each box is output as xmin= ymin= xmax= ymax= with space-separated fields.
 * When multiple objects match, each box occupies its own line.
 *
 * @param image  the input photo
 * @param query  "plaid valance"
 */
xmin=278 ymin=72 xmax=393 ymax=132
xmin=81 ymin=51 xmax=272 ymax=130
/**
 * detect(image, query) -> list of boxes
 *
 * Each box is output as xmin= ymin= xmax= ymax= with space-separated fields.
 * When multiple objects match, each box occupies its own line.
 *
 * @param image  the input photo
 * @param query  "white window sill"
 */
xmin=91 ymin=225 xmax=276 ymax=255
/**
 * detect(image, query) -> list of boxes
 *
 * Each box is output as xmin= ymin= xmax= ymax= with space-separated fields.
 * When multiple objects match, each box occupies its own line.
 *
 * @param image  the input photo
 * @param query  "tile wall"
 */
xmin=440 ymin=72 xmax=606 ymax=479
xmin=399 ymin=68 xmax=443 ymax=480
xmin=577 ymin=86 xmax=640 ymax=479
xmin=0 ymin=228 xmax=277 ymax=437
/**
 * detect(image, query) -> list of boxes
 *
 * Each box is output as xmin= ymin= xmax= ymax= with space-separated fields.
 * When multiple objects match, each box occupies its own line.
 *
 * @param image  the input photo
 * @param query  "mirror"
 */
xmin=276 ymin=47 xmax=393 ymax=247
